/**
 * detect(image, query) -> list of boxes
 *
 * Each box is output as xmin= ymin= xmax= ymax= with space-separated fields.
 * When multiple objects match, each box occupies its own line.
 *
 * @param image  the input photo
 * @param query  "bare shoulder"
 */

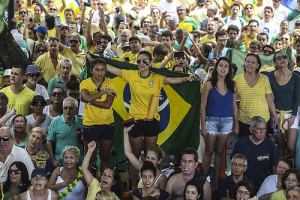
xmin=19 ymin=191 xmax=27 ymax=200
xmin=51 ymin=190 xmax=59 ymax=200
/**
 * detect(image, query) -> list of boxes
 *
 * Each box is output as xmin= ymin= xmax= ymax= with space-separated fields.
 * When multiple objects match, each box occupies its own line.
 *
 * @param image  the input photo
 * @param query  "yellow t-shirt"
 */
xmin=0 ymin=87 xmax=35 ymax=116
xmin=122 ymin=70 xmax=165 ymax=120
xmin=200 ymin=35 xmax=216 ymax=44
xmin=87 ymin=178 xmax=120 ymax=200
xmin=119 ymin=51 xmax=139 ymax=64
xmin=80 ymin=78 xmax=114 ymax=126
xmin=35 ymin=52 xmax=65 ymax=82
xmin=243 ymin=34 xmax=257 ymax=50
xmin=60 ymin=46 xmax=86 ymax=77
xmin=234 ymin=73 xmax=272 ymax=124
xmin=47 ymin=28 xmax=56 ymax=38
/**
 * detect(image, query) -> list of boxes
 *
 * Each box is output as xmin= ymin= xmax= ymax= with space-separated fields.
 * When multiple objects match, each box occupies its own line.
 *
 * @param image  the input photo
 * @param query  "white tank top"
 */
xmin=26 ymin=189 xmax=52 ymax=200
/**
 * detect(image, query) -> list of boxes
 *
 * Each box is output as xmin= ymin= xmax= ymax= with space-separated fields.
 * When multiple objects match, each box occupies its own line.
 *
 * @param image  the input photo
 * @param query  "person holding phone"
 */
xmin=80 ymin=58 xmax=116 ymax=172
xmin=107 ymin=50 xmax=198 ymax=190
xmin=270 ymin=51 xmax=300 ymax=157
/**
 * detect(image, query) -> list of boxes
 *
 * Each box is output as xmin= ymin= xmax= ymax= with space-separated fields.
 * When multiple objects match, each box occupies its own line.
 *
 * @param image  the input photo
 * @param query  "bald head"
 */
xmin=120 ymin=29 xmax=132 ymax=43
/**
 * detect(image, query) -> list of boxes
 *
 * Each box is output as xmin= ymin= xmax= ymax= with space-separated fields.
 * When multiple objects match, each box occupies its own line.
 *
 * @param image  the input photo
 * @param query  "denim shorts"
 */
xmin=205 ymin=116 xmax=233 ymax=135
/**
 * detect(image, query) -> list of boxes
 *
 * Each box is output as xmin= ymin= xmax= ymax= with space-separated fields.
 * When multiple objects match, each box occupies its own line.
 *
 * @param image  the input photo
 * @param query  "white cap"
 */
xmin=3 ymin=69 xmax=11 ymax=77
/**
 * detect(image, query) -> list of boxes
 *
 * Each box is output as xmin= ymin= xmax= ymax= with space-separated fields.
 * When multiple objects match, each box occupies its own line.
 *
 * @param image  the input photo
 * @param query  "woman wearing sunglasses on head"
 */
xmin=106 ymin=50 xmax=199 ymax=189
xmin=2 ymin=162 xmax=31 ymax=200
xmin=270 ymin=51 xmax=300 ymax=158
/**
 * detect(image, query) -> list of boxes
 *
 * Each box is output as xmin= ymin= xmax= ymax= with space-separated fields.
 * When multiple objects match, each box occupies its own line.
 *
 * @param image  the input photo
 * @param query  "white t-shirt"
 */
xmin=259 ymin=20 xmax=279 ymax=40
xmin=158 ymin=0 xmax=181 ymax=16
xmin=26 ymin=114 xmax=53 ymax=132
xmin=24 ymin=84 xmax=49 ymax=100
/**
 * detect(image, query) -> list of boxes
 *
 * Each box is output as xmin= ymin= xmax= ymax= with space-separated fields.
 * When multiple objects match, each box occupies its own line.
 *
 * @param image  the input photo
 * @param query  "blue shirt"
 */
xmin=47 ymin=114 xmax=83 ymax=164
xmin=282 ymin=0 xmax=297 ymax=10
xmin=62 ymin=38 xmax=70 ymax=47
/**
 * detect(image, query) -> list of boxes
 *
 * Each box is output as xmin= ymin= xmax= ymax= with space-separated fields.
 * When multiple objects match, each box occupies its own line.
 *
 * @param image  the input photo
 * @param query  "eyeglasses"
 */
xmin=52 ymin=92 xmax=63 ymax=97
xmin=32 ymin=175 xmax=46 ymax=181
xmin=0 ymin=136 xmax=10 ymax=142
xmin=14 ymin=120 xmax=25 ymax=124
xmin=70 ymin=40 xmax=79 ymax=44
xmin=137 ymin=59 xmax=150 ymax=64
xmin=232 ymin=162 xmax=245 ymax=168
xmin=237 ymin=189 xmax=250 ymax=196
xmin=254 ymin=127 xmax=267 ymax=131
xmin=29 ymin=73 xmax=40 ymax=78
xmin=33 ymin=102 xmax=46 ymax=106
xmin=276 ymin=55 xmax=288 ymax=61
xmin=98 ymin=3 xmax=105 ymax=6
xmin=8 ymin=169 xmax=21 ymax=175
xmin=63 ymin=106 xmax=74 ymax=111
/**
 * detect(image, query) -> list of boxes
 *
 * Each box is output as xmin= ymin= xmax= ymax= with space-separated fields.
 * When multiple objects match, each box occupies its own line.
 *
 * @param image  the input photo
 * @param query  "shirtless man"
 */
xmin=166 ymin=148 xmax=211 ymax=200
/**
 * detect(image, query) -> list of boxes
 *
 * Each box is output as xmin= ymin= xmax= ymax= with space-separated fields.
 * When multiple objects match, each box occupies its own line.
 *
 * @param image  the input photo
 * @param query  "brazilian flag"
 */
xmin=225 ymin=47 xmax=293 ymax=76
xmin=84 ymin=54 xmax=201 ymax=159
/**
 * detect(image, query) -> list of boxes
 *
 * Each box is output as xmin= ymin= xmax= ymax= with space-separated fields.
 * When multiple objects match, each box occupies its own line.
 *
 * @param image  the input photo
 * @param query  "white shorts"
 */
xmin=272 ymin=112 xmax=299 ymax=132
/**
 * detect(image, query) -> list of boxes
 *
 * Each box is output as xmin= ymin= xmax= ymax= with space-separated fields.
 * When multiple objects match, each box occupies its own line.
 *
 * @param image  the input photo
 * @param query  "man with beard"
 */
xmin=166 ymin=148 xmax=211 ymax=200
xmin=36 ymin=37 xmax=65 ymax=82
xmin=0 ymin=126 xmax=34 ymax=184
xmin=119 ymin=36 xmax=142 ymax=64
xmin=46 ymin=97 xmax=83 ymax=166
xmin=47 ymin=58 xmax=72 ymax=98
xmin=259 ymin=6 xmax=279 ymax=40
xmin=217 ymin=154 xmax=253 ymax=200
xmin=24 ymin=127 xmax=53 ymax=173
xmin=58 ymin=33 xmax=86 ymax=77
xmin=0 ymin=67 xmax=35 ymax=116
xmin=200 ymin=20 xmax=217 ymax=44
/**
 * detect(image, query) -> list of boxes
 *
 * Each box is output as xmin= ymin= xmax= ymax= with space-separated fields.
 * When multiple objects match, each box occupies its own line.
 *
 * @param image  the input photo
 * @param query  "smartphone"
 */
xmin=122 ymin=118 xmax=137 ymax=127
xmin=174 ymin=52 xmax=184 ymax=58
xmin=283 ymin=120 xmax=289 ymax=130
xmin=209 ymin=52 xmax=214 ymax=61
xmin=55 ymin=16 xmax=62 ymax=26
xmin=134 ymin=26 xmax=141 ymax=30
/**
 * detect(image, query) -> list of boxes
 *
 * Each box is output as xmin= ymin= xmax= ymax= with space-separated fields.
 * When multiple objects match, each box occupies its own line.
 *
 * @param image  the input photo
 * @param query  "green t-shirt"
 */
xmin=226 ymin=39 xmax=246 ymax=52
xmin=13 ymin=131 xmax=30 ymax=147
xmin=287 ymin=9 xmax=300 ymax=22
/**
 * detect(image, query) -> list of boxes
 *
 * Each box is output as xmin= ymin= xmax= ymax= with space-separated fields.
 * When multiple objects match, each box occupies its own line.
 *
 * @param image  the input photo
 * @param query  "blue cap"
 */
xmin=31 ymin=168 xmax=47 ymax=178
xmin=33 ymin=25 xmax=47 ymax=35
xmin=26 ymin=65 xmax=41 ymax=75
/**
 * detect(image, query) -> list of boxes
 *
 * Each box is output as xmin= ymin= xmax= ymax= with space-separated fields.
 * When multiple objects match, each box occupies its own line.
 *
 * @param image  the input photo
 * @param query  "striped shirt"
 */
xmin=234 ymin=73 xmax=272 ymax=124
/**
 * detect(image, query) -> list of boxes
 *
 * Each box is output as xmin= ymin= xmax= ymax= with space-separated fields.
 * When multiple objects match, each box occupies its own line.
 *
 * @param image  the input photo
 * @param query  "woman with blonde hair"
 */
xmin=95 ymin=190 xmax=116 ymax=200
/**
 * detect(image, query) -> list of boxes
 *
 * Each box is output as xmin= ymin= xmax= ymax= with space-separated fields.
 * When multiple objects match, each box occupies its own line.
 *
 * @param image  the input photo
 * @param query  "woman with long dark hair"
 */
xmin=201 ymin=57 xmax=239 ymax=188
xmin=2 ymin=162 xmax=31 ymax=200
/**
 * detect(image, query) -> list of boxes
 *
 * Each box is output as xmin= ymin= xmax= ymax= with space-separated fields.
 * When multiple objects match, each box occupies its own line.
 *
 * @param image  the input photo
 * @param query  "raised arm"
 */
xmin=59 ymin=0 xmax=66 ymax=12
xmin=163 ymin=74 xmax=199 ymax=85
xmin=178 ymin=31 xmax=189 ymax=52
xmin=99 ymin=8 xmax=108 ymax=35
xmin=0 ymin=108 xmax=16 ymax=127
xmin=107 ymin=64 xmax=123 ymax=77
xmin=86 ymin=11 xmax=94 ymax=50
xmin=189 ymin=33 xmax=205 ymax=63
xmin=35 ymin=0 xmax=49 ymax=15
xmin=124 ymin=126 xmax=143 ymax=170
xmin=158 ymin=52 xmax=174 ymax=69
xmin=82 ymin=141 xmax=97 ymax=186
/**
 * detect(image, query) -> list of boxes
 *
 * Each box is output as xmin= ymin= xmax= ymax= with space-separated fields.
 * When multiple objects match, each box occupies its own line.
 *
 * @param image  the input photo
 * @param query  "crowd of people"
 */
xmin=2 ymin=0 xmax=300 ymax=199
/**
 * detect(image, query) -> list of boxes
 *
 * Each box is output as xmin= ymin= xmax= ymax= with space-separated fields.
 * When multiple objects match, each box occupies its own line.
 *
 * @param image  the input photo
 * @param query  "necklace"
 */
xmin=58 ymin=167 xmax=83 ymax=199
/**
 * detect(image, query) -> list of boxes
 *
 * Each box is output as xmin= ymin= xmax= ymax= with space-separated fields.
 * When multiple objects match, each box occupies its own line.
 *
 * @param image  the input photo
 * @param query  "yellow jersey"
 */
xmin=60 ymin=46 xmax=86 ymax=77
xmin=122 ymin=70 xmax=165 ymax=120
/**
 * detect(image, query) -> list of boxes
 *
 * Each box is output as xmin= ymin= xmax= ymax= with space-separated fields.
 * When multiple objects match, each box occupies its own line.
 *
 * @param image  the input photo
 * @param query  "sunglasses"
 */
xmin=294 ymin=35 xmax=300 ymax=38
xmin=0 ymin=136 xmax=10 ymax=141
xmin=52 ymin=92 xmax=63 ymax=97
xmin=263 ymin=50 xmax=273 ymax=54
xmin=137 ymin=59 xmax=150 ymax=64
xmin=29 ymin=73 xmax=40 ymax=78
xmin=76 ymin=18 xmax=81 ymax=20
xmin=37 ymin=49 xmax=46 ymax=53
xmin=19 ymin=11 xmax=27 ymax=14
xmin=63 ymin=106 xmax=74 ymax=111
xmin=281 ymin=38 xmax=289 ymax=40
xmin=276 ymin=55 xmax=288 ymax=60
xmin=70 ymin=40 xmax=79 ymax=44
xmin=50 ymin=8 xmax=57 ymax=11
xmin=33 ymin=102 xmax=46 ymax=106
xmin=8 ymin=170 xmax=21 ymax=175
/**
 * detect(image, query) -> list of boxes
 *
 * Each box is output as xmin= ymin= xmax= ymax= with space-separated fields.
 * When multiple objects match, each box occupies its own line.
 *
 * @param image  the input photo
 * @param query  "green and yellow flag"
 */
xmin=225 ymin=47 xmax=293 ymax=75
xmin=85 ymin=55 xmax=201 ymax=156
